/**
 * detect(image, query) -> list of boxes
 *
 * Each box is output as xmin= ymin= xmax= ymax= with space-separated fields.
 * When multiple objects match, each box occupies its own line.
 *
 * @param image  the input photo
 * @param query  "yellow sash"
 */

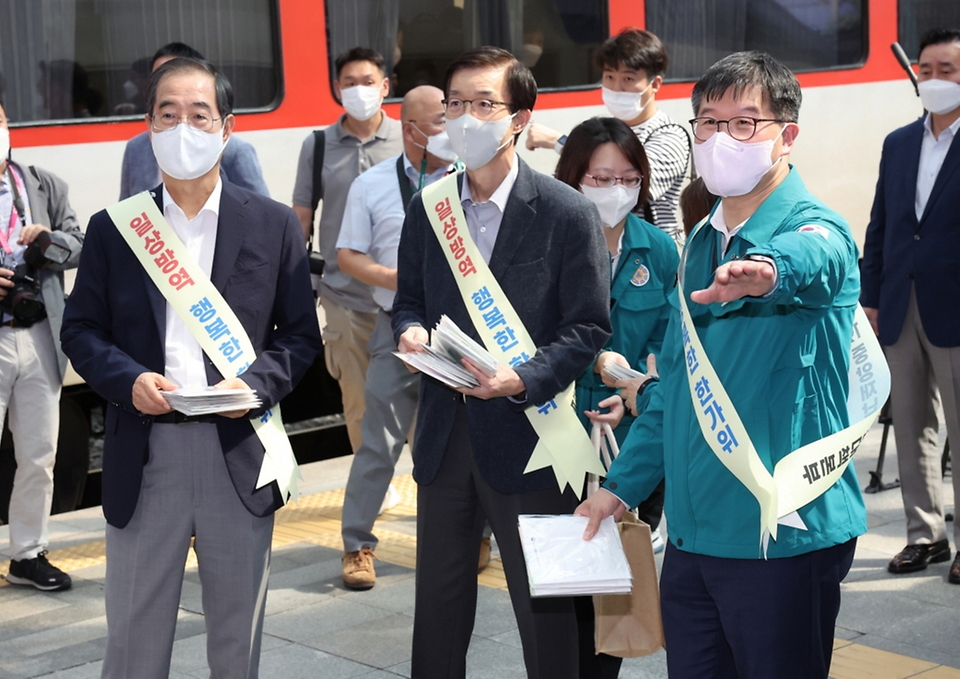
xmin=678 ymin=220 xmax=888 ymax=552
xmin=107 ymin=191 xmax=300 ymax=503
xmin=421 ymin=174 xmax=604 ymax=497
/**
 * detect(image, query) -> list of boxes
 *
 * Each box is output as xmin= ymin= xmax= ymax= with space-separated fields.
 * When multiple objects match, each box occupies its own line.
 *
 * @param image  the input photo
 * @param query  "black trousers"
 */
xmin=411 ymin=401 xmax=580 ymax=679
xmin=660 ymin=538 xmax=856 ymax=679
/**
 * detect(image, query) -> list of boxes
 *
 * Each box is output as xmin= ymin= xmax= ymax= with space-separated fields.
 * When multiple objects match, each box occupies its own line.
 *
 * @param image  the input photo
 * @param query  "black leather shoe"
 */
xmin=888 ymin=539 xmax=951 ymax=574
xmin=949 ymin=553 xmax=960 ymax=584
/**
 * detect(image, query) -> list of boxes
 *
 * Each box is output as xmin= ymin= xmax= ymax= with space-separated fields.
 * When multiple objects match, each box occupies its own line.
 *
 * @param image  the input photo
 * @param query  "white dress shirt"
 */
xmin=916 ymin=112 xmax=960 ymax=221
xmin=162 ymin=180 xmax=222 ymax=388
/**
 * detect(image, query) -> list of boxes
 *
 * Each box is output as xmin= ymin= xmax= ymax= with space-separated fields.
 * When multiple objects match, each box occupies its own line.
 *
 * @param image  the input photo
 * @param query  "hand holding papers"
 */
xmin=394 ymin=315 xmax=499 ymax=389
xmin=518 ymin=514 xmax=632 ymax=597
xmin=162 ymin=387 xmax=261 ymax=416
xmin=602 ymin=362 xmax=645 ymax=382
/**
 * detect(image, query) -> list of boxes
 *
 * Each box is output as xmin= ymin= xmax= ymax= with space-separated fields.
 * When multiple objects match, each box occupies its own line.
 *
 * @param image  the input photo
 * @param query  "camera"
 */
xmin=0 ymin=232 xmax=69 ymax=327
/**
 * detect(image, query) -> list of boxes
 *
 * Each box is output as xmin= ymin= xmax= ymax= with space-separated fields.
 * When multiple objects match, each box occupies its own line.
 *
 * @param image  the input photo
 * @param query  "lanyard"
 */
xmin=1 ymin=166 xmax=27 ymax=255
xmin=395 ymin=155 xmax=416 ymax=211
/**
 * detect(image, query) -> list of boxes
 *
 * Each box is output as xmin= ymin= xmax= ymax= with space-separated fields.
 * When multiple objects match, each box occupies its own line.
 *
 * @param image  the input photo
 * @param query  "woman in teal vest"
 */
xmin=556 ymin=117 xmax=678 ymax=447
xmin=556 ymin=117 xmax=678 ymax=679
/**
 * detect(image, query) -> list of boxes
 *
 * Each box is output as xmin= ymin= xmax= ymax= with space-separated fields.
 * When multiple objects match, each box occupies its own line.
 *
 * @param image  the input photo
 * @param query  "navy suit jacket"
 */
xmin=861 ymin=116 xmax=960 ymax=347
xmin=61 ymin=182 xmax=321 ymax=528
xmin=391 ymin=159 xmax=612 ymax=495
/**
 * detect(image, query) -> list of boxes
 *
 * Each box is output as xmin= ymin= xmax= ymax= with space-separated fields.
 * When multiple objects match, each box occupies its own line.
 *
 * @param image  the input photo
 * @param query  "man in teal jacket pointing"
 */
xmin=577 ymin=51 xmax=867 ymax=679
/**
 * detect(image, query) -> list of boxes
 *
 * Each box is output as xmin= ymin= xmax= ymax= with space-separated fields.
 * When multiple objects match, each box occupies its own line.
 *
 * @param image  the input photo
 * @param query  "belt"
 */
xmin=1 ymin=318 xmax=20 ymax=328
xmin=153 ymin=411 xmax=220 ymax=425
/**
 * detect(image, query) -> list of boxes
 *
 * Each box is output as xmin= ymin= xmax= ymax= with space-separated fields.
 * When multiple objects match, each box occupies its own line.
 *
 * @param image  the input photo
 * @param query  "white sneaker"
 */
xmin=378 ymin=484 xmax=402 ymax=515
xmin=651 ymin=528 xmax=665 ymax=554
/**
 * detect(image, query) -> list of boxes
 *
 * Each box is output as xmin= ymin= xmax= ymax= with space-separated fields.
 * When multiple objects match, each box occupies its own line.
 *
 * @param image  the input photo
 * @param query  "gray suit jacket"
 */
xmin=391 ymin=159 xmax=612 ymax=495
xmin=14 ymin=161 xmax=84 ymax=377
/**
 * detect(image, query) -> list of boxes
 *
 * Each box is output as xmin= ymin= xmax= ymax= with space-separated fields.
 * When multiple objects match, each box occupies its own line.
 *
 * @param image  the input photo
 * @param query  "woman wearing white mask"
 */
xmin=556 ymin=116 xmax=678 ymax=679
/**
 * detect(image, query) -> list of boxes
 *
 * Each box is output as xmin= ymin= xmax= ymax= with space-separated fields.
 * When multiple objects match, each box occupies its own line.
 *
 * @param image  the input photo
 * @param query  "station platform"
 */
xmin=2 ymin=420 xmax=960 ymax=679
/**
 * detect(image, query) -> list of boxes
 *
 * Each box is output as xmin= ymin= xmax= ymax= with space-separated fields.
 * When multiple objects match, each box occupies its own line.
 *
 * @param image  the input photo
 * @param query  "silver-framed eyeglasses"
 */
xmin=441 ymin=98 xmax=511 ymax=119
xmin=689 ymin=116 xmax=789 ymax=142
xmin=150 ymin=112 xmax=223 ymax=133
xmin=583 ymin=173 xmax=643 ymax=189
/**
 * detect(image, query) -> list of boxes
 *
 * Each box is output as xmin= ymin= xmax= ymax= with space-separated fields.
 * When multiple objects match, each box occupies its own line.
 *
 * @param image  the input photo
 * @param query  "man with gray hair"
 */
xmin=576 ymin=51 xmax=867 ymax=678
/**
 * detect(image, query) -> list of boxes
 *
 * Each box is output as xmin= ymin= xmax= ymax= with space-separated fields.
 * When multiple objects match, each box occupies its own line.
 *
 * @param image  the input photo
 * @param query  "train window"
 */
xmin=646 ymin=0 xmax=866 ymax=82
xmin=326 ymin=0 xmax=609 ymax=98
xmin=899 ymin=0 xmax=960 ymax=61
xmin=0 ymin=0 xmax=280 ymax=127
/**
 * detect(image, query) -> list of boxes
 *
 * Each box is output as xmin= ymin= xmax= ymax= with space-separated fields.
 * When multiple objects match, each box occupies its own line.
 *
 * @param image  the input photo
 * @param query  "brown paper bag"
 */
xmin=593 ymin=513 xmax=665 ymax=657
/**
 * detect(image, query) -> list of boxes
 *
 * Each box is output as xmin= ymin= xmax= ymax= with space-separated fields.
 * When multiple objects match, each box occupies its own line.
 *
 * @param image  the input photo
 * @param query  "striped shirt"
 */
xmin=631 ymin=110 xmax=690 ymax=242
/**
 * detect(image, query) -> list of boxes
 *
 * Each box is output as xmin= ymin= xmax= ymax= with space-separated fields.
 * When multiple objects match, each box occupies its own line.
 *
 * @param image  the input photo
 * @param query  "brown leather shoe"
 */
xmin=477 ymin=537 xmax=492 ymax=574
xmin=888 ymin=539 xmax=951 ymax=574
xmin=949 ymin=553 xmax=960 ymax=584
xmin=342 ymin=547 xmax=377 ymax=590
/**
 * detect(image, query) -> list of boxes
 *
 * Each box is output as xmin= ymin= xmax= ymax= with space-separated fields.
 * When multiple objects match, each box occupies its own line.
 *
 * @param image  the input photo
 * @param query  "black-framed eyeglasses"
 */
xmin=688 ymin=116 xmax=789 ymax=142
xmin=150 ymin=112 xmax=224 ymax=133
xmin=441 ymin=98 xmax=511 ymax=119
xmin=583 ymin=173 xmax=643 ymax=189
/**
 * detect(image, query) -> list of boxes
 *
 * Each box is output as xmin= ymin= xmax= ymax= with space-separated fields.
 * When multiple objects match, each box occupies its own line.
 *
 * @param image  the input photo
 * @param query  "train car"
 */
xmin=1 ymin=0 xmax=957 ymax=511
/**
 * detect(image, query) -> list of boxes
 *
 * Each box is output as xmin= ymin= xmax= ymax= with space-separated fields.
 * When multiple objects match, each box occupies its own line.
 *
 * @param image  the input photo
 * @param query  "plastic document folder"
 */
xmin=518 ymin=514 xmax=633 ymax=597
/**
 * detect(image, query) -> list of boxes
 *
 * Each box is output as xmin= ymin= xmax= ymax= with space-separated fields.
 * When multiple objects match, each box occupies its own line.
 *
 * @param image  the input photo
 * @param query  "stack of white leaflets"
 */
xmin=518 ymin=515 xmax=632 ymax=597
xmin=393 ymin=315 xmax=499 ymax=389
xmin=162 ymin=387 xmax=261 ymax=415
xmin=603 ymin=362 xmax=645 ymax=382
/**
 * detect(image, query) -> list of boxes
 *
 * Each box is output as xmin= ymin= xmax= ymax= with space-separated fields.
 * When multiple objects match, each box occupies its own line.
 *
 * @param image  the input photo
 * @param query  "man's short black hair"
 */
xmin=594 ymin=28 xmax=669 ymax=78
xmin=918 ymin=28 xmax=960 ymax=60
xmin=146 ymin=57 xmax=234 ymax=118
xmin=151 ymin=42 xmax=204 ymax=70
xmin=691 ymin=51 xmax=801 ymax=123
xmin=334 ymin=47 xmax=386 ymax=79
xmin=443 ymin=46 xmax=537 ymax=113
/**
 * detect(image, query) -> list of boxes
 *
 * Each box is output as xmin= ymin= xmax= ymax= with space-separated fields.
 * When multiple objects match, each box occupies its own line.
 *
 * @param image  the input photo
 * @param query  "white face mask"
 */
xmin=918 ymin=79 xmax=960 ymax=115
xmin=411 ymin=124 xmax=458 ymax=163
xmin=341 ymin=84 xmax=383 ymax=121
xmin=693 ymin=129 xmax=783 ymax=198
xmin=602 ymin=85 xmax=652 ymax=122
xmin=580 ymin=183 xmax=640 ymax=228
xmin=151 ymin=124 xmax=226 ymax=181
xmin=445 ymin=112 xmax=516 ymax=171
xmin=0 ymin=127 xmax=9 ymax=162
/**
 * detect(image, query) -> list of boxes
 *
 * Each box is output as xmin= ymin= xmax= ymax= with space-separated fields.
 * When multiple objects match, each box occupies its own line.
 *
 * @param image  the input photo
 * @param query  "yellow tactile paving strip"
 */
xmin=3 ymin=473 xmax=957 ymax=678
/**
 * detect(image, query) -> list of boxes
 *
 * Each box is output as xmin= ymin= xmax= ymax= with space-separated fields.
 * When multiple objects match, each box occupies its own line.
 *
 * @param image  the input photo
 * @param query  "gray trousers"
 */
xmin=886 ymin=287 xmax=960 ymax=546
xmin=0 ymin=321 xmax=61 ymax=561
xmin=341 ymin=310 xmax=419 ymax=553
xmin=101 ymin=423 xmax=273 ymax=679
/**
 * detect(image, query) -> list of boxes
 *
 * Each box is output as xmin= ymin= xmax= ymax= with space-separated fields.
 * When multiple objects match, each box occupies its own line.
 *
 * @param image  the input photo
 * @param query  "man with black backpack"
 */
xmin=291 ymin=47 xmax=402 ymax=451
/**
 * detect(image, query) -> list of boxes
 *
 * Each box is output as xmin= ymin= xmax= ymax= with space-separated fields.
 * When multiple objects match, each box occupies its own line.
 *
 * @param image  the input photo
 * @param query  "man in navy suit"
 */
xmin=61 ymin=58 xmax=320 ymax=678
xmin=861 ymin=27 xmax=960 ymax=583
xmin=392 ymin=47 xmax=611 ymax=678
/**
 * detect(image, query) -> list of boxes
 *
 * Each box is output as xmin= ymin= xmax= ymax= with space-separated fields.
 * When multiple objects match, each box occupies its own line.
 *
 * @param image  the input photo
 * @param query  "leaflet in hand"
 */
xmin=393 ymin=315 xmax=499 ymax=389
xmin=518 ymin=514 xmax=632 ymax=597
xmin=162 ymin=387 xmax=261 ymax=415
xmin=603 ymin=362 xmax=644 ymax=382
